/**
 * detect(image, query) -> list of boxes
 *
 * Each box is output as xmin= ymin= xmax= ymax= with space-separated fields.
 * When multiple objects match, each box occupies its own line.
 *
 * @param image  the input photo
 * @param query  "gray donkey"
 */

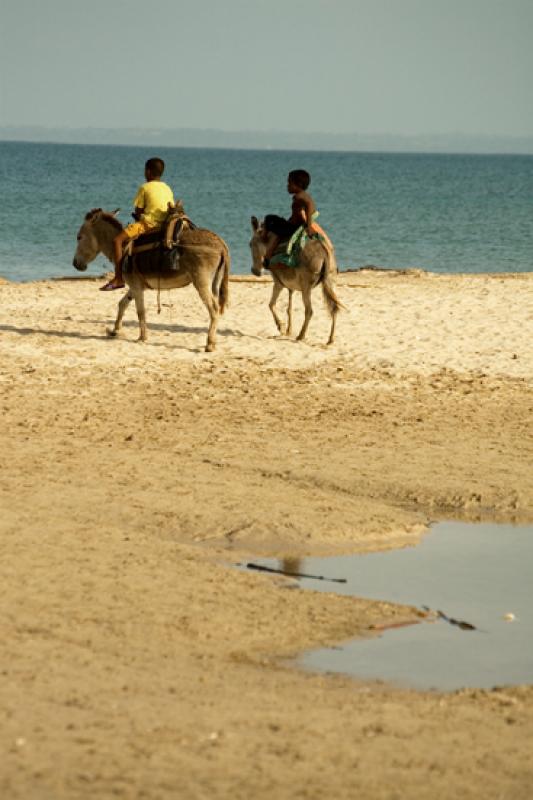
xmin=73 ymin=209 xmax=229 ymax=351
xmin=249 ymin=216 xmax=342 ymax=345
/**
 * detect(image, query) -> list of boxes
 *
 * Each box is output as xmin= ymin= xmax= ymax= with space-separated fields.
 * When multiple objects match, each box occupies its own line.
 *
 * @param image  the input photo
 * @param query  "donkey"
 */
xmin=73 ymin=209 xmax=229 ymax=351
xmin=249 ymin=216 xmax=342 ymax=345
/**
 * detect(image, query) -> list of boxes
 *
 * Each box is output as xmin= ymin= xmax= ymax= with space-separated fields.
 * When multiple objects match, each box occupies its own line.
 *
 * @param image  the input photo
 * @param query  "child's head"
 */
xmin=287 ymin=169 xmax=310 ymax=192
xmin=145 ymin=157 xmax=165 ymax=180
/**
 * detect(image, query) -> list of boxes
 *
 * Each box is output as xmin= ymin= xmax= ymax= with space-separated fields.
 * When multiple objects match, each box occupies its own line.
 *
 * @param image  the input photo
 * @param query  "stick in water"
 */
xmin=422 ymin=605 xmax=477 ymax=631
xmin=245 ymin=563 xmax=347 ymax=583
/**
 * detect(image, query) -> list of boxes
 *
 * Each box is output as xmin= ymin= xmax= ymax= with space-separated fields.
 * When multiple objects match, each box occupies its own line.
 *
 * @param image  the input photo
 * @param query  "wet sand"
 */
xmin=1 ymin=270 xmax=532 ymax=798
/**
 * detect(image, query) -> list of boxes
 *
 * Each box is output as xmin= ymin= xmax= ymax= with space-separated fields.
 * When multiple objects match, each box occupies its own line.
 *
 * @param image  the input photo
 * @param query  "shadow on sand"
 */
xmin=0 ymin=320 xmax=253 ymax=354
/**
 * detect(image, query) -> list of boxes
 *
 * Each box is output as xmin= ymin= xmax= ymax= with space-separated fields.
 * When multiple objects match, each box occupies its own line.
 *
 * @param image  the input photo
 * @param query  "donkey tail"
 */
xmin=218 ymin=244 xmax=230 ymax=315
xmin=320 ymin=244 xmax=344 ymax=317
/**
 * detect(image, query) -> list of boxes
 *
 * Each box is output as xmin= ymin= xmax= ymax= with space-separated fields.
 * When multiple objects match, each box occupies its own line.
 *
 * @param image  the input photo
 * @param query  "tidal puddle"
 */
xmin=246 ymin=522 xmax=533 ymax=691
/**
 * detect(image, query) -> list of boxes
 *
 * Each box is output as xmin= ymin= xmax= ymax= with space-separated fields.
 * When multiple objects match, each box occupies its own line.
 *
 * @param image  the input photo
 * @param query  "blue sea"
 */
xmin=0 ymin=140 xmax=532 ymax=282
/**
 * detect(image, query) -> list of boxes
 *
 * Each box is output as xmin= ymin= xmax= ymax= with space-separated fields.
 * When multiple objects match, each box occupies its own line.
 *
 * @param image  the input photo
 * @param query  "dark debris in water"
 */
xmin=423 ymin=605 xmax=477 ymax=631
xmin=245 ymin=562 xmax=347 ymax=584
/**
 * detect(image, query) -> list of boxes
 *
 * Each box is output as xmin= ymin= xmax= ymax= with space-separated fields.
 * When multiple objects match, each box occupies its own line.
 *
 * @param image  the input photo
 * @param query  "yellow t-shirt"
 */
xmin=133 ymin=180 xmax=175 ymax=227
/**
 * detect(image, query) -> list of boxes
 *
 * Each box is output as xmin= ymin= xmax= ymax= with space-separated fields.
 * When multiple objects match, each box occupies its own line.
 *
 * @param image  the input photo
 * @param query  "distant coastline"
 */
xmin=1 ymin=126 xmax=533 ymax=155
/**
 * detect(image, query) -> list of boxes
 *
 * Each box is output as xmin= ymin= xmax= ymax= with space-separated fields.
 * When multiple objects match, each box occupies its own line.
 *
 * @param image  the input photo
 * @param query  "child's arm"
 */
xmin=132 ymin=185 xmax=145 ymax=220
xmin=299 ymin=194 xmax=316 ymax=235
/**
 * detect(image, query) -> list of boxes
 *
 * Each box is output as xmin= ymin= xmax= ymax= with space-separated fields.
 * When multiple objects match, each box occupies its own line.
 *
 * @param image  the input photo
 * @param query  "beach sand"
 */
xmin=1 ymin=269 xmax=532 ymax=798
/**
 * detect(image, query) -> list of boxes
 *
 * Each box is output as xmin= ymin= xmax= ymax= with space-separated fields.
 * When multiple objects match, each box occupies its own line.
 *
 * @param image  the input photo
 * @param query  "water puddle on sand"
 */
xmin=245 ymin=522 xmax=533 ymax=691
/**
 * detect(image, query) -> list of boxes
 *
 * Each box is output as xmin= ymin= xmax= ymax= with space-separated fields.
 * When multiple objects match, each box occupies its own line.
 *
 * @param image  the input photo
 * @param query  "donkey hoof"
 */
xmin=205 ymin=343 xmax=216 ymax=353
xmin=106 ymin=327 xmax=119 ymax=338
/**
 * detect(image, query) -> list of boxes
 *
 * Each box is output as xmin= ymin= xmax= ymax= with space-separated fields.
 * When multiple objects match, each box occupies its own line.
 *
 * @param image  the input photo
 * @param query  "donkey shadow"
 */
xmin=0 ymin=320 xmax=251 ymax=354
xmin=108 ymin=318 xmax=246 ymax=339
xmin=0 ymin=323 xmax=105 ymax=343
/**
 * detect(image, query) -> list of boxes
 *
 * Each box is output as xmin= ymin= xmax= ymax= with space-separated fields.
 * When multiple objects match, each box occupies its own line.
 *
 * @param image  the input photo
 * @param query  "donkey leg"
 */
xmin=194 ymin=279 xmax=219 ymax=352
xmin=296 ymin=286 xmax=313 ymax=342
xmin=327 ymin=309 xmax=338 ymax=346
xmin=321 ymin=271 xmax=342 ymax=345
xmin=269 ymin=281 xmax=286 ymax=334
xmin=108 ymin=290 xmax=133 ymax=337
xmin=286 ymin=289 xmax=294 ymax=337
xmin=133 ymin=288 xmax=148 ymax=342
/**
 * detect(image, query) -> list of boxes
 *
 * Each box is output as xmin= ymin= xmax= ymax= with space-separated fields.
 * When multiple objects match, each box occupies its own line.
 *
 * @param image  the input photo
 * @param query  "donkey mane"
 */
xmin=85 ymin=208 xmax=123 ymax=231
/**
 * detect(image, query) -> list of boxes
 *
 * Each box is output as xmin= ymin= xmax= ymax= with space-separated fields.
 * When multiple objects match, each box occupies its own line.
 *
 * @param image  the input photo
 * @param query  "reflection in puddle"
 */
xmin=282 ymin=557 xmax=301 ymax=577
xmin=248 ymin=522 xmax=533 ymax=691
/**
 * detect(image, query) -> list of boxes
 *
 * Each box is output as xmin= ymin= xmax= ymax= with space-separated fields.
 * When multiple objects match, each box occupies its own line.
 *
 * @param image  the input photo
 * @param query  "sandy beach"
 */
xmin=1 ymin=269 xmax=532 ymax=799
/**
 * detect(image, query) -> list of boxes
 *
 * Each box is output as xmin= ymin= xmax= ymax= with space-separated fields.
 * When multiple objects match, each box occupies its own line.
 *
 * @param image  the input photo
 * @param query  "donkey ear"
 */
xmin=251 ymin=215 xmax=259 ymax=230
xmin=85 ymin=207 xmax=102 ymax=221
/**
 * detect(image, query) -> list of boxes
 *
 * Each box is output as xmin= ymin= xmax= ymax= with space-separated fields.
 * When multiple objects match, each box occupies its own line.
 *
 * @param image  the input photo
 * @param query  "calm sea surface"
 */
xmin=0 ymin=140 xmax=532 ymax=281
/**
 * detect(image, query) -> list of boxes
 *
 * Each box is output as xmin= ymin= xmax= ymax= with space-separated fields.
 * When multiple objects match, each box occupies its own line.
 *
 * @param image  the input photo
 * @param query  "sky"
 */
xmin=1 ymin=0 xmax=532 ymax=138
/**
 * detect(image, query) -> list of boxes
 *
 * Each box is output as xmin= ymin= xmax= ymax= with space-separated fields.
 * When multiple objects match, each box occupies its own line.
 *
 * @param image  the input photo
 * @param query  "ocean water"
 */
xmin=0 ymin=140 xmax=532 ymax=282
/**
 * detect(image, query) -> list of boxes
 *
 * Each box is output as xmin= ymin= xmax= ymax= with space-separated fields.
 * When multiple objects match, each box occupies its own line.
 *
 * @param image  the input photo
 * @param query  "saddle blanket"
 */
xmin=123 ymin=202 xmax=194 ymax=276
xmin=270 ymin=213 xmax=332 ymax=267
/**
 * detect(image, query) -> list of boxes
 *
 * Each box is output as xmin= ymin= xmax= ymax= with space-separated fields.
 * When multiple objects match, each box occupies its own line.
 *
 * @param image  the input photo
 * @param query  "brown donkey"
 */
xmin=249 ymin=216 xmax=342 ymax=345
xmin=73 ymin=209 xmax=230 ymax=351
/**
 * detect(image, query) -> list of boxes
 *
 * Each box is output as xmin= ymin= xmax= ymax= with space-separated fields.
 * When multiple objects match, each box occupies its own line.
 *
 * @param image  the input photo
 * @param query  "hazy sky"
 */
xmin=1 ymin=0 xmax=532 ymax=137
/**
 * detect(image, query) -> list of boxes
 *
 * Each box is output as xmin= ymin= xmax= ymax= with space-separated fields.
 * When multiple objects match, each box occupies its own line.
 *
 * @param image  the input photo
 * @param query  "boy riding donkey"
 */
xmin=101 ymin=157 xmax=174 ymax=291
xmin=261 ymin=169 xmax=332 ymax=270
xmin=250 ymin=169 xmax=340 ymax=345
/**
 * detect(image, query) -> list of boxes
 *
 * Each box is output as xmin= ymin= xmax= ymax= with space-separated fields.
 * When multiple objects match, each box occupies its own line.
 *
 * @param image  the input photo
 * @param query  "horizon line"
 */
xmin=1 ymin=126 xmax=533 ymax=157
xmin=1 ymin=123 xmax=533 ymax=140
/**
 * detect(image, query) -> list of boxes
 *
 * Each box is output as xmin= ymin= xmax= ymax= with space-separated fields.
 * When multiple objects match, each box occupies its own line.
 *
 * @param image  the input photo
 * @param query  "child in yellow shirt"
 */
xmin=101 ymin=157 xmax=175 ymax=290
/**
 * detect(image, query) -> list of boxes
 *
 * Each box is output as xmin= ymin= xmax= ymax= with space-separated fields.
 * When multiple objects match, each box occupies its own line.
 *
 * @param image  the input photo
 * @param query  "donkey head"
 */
xmin=73 ymin=208 xmax=121 ymax=271
xmin=249 ymin=215 xmax=268 ymax=277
